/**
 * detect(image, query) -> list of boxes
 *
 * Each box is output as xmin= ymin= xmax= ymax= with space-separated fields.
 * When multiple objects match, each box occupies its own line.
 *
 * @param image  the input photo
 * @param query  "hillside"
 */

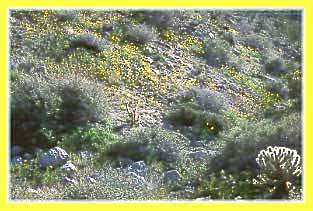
xmin=9 ymin=9 xmax=303 ymax=200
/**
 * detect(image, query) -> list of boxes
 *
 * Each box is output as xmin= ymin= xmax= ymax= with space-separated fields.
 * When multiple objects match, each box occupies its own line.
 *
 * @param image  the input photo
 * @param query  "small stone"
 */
xmin=126 ymin=161 xmax=148 ymax=176
xmin=78 ymin=150 xmax=93 ymax=160
xmin=208 ymin=32 xmax=215 ymax=39
xmin=11 ymin=156 xmax=23 ymax=166
xmin=86 ymin=176 xmax=97 ymax=184
xmin=26 ymin=188 xmax=39 ymax=194
xmin=163 ymin=170 xmax=182 ymax=184
xmin=38 ymin=147 xmax=69 ymax=168
xmin=195 ymin=197 xmax=210 ymax=201
xmin=11 ymin=146 xmax=23 ymax=157
xmin=61 ymin=176 xmax=77 ymax=185
xmin=144 ymin=56 xmax=154 ymax=64
xmin=61 ymin=162 xmax=77 ymax=175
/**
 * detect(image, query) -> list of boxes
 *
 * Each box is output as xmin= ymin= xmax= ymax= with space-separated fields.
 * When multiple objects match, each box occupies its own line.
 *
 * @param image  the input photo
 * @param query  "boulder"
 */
xmin=38 ymin=147 xmax=69 ymax=168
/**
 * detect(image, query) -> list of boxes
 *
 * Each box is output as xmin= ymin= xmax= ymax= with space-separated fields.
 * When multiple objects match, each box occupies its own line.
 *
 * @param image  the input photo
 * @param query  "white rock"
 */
xmin=208 ymin=32 xmax=215 ymax=39
xmin=11 ymin=156 xmax=23 ymax=166
xmin=38 ymin=147 xmax=69 ymax=168
xmin=86 ymin=176 xmax=97 ymax=184
xmin=61 ymin=162 xmax=77 ymax=175
xmin=126 ymin=161 xmax=148 ymax=176
xmin=61 ymin=176 xmax=77 ymax=185
xmin=26 ymin=188 xmax=39 ymax=194
xmin=78 ymin=150 xmax=93 ymax=160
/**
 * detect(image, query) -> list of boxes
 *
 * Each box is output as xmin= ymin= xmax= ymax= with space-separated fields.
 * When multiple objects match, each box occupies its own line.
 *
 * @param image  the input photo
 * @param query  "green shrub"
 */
xmin=99 ymin=128 xmax=189 ymax=170
xmin=223 ymin=31 xmax=237 ymax=45
xmin=59 ymin=123 xmax=118 ymax=153
xmin=191 ymin=170 xmax=264 ymax=200
xmin=288 ymin=75 xmax=302 ymax=111
xmin=69 ymin=34 xmax=107 ymax=52
xmin=143 ymin=10 xmax=175 ymax=28
xmin=10 ymin=71 xmax=108 ymax=149
xmin=265 ymin=57 xmax=289 ymax=76
xmin=54 ymin=10 xmax=78 ymax=22
xmin=203 ymin=40 xmax=230 ymax=67
xmin=11 ymin=72 xmax=50 ymax=149
xmin=178 ymin=88 xmax=224 ymax=113
xmin=244 ymin=34 xmax=272 ymax=50
xmin=264 ymin=78 xmax=289 ymax=99
xmin=166 ymin=90 xmax=226 ymax=140
xmin=124 ymin=24 xmax=158 ymax=45
xmin=209 ymin=112 xmax=302 ymax=174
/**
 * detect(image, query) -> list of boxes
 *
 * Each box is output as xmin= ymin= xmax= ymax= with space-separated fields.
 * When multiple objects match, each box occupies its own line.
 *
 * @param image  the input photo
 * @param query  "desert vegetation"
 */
xmin=9 ymin=9 xmax=303 ymax=201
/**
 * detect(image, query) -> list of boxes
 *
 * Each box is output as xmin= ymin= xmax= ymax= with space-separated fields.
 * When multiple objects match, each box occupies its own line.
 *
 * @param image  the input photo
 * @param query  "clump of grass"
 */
xmin=223 ymin=31 xmax=237 ymax=46
xmin=54 ymin=10 xmax=78 ymax=22
xmin=202 ymin=40 xmax=231 ymax=67
xmin=243 ymin=34 xmax=272 ymax=50
xmin=264 ymin=57 xmax=289 ymax=76
xmin=123 ymin=24 xmax=158 ymax=45
xmin=69 ymin=34 xmax=107 ymax=52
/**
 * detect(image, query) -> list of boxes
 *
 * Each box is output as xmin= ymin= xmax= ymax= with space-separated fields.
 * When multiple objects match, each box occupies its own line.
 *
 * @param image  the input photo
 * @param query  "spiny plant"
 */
xmin=254 ymin=146 xmax=302 ymax=199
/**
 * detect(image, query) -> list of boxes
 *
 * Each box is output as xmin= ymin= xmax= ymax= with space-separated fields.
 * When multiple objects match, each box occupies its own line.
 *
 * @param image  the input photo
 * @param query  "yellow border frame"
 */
xmin=1 ymin=0 xmax=312 ymax=210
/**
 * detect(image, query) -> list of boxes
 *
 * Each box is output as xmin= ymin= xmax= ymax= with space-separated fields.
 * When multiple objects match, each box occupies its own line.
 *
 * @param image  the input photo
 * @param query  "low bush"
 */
xmin=167 ymin=89 xmax=226 ymax=139
xmin=123 ymin=24 xmax=158 ymax=45
xmin=223 ymin=31 xmax=237 ymax=46
xmin=264 ymin=78 xmax=289 ymax=99
xmin=143 ymin=10 xmax=175 ymax=28
xmin=69 ymin=34 xmax=107 ymax=52
xmin=54 ymin=10 xmax=78 ymax=22
xmin=98 ymin=128 xmax=189 ymax=170
xmin=264 ymin=57 xmax=289 ymax=76
xmin=191 ymin=170 xmax=265 ymax=200
xmin=209 ymin=112 xmax=302 ymax=174
xmin=59 ymin=123 xmax=118 ymax=153
xmin=243 ymin=34 xmax=272 ymax=50
xmin=11 ymin=71 xmax=108 ymax=149
xmin=202 ymin=40 xmax=231 ymax=67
